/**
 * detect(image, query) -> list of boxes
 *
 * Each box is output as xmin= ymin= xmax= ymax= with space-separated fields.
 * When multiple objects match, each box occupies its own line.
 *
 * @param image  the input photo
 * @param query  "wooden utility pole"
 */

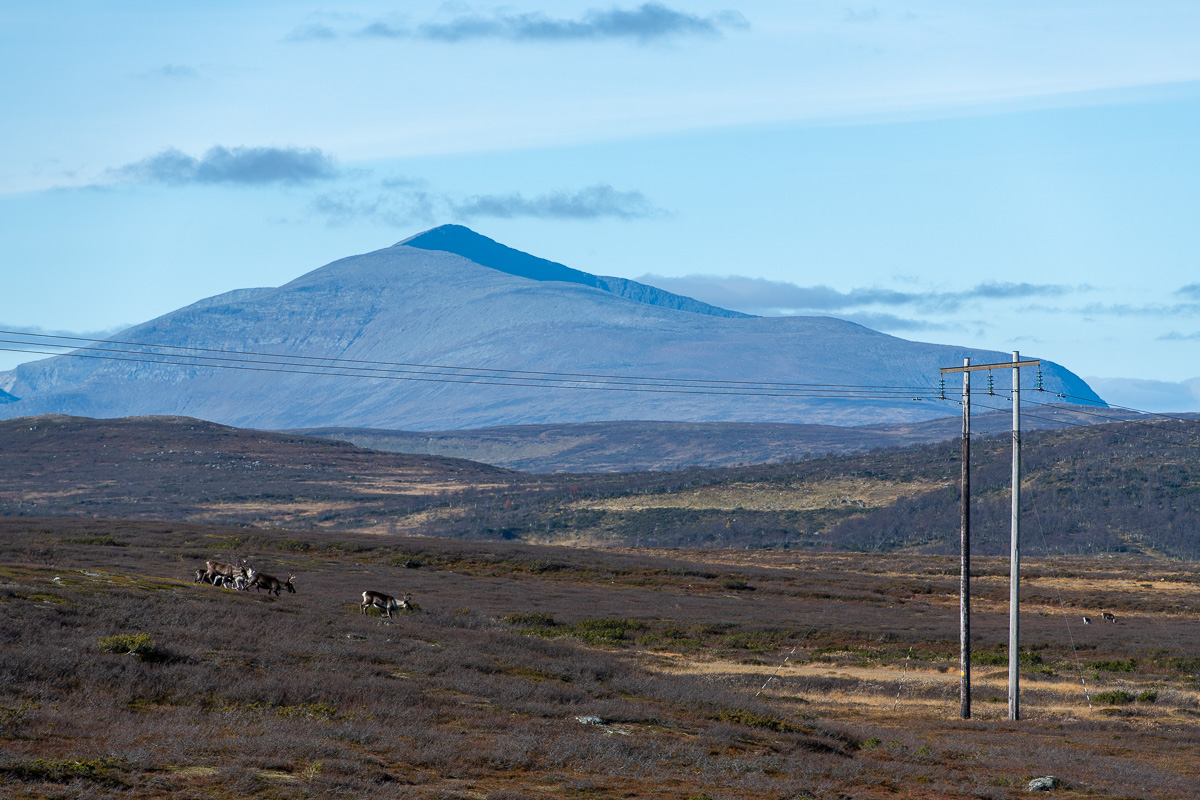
xmin=1008 ymin=351 xmax=1021 ymax=721
xmin=941 ymin=355 xmax=1040 ymax=722
xmin=960 ymin=358 xmax=971 ymax=719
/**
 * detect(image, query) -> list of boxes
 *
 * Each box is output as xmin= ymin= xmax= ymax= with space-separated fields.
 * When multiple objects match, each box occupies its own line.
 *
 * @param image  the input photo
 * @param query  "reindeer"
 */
xmin=361 ymin=591 xmax=412 ymax=618
xmin=193 ymin=567 xmax=211 ymax=584
xmin=248 ymin=571 xmax=295 ymax=596
xmin=1102 ymin=612 xmax=1117 ymax=623
xmin=205 ymin=557 xmax=248 ymax=587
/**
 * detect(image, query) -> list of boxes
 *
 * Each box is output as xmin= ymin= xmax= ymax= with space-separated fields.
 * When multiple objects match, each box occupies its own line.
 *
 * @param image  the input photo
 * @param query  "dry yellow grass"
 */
xmin=647 ymin=650 xmax=1200 ymax=726
xmin=571 ymin=477 xmax=947 ymax=513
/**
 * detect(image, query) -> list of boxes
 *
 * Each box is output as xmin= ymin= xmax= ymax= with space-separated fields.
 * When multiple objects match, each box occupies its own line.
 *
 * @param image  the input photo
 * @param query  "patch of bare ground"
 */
xmin=3 ymin=518 xmax=1200 ymax=798
xmin=574 ymin=477 xmax=946 ymax=512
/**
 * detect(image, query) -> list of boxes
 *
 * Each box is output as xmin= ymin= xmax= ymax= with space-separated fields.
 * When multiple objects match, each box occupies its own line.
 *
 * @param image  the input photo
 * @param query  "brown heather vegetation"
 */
xmin=3 ymin=518 xmax=1200 ymax=799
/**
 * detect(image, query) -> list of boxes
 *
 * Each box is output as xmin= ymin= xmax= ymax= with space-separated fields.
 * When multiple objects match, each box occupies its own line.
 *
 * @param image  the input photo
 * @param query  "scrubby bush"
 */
xmin=97 ymin=633 xmax=158 ymax=659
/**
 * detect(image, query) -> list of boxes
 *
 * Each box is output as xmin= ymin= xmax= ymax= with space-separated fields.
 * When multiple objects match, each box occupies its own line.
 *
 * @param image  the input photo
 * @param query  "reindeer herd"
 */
xmin=194 ymin=558 xmax=295 ymax=595
xmin=193 ymin=557 xmax=413 ymax=618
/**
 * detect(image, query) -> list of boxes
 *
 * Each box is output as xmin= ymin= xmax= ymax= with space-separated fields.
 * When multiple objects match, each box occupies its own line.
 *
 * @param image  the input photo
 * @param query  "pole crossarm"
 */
xmin=941 ymin=359 xmax=1039 ymax=374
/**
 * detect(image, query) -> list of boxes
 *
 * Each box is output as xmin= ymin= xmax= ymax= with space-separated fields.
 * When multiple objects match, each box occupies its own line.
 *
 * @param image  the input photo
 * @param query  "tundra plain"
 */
xmin=3 ymin=518 xmax=1200 ymax=799
xmin=3 ymin=413 xmax=1200 ymax=798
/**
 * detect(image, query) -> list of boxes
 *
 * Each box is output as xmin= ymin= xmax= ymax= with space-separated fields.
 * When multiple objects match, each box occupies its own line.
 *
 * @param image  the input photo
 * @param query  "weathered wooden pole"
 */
xmin=1009 ymin=351 xmax=1021 ymax=721
xmin=960 ymin=357 xmax=971 ymax=720
xmin=942 ymin=355 xmax=1040 ymax=722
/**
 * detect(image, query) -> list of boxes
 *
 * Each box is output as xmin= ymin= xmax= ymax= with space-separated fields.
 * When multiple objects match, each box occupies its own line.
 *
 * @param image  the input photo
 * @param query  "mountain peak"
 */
xmin=397 ymin=225 xmax=603 ymax=289
xmin=396 ymin=224 xmax=751 ymax=319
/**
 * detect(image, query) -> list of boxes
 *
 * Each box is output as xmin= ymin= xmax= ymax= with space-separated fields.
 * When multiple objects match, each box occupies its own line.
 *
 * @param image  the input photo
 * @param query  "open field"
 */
xmin=3 ymin=517 xmax=1200 ymax=799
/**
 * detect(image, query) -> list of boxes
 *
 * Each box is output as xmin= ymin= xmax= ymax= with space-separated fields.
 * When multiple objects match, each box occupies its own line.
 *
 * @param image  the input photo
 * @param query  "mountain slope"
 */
xmin=0 ymin=226 xmax=1103 ymax=430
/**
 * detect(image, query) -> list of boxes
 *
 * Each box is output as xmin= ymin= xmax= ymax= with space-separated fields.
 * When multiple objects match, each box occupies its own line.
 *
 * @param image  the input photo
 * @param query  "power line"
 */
xmin=0 ymin=344 xmax=952 ymax=401
xmin=7 ymin=329 xmax=1190 ymax=430
xmin=0 ymin=329 xmax=944 ymax=393
xmin=1054 ymin=391 xmax=1200 ymax=424
xmin=968 ymin=396 xmax=1200 ymax=449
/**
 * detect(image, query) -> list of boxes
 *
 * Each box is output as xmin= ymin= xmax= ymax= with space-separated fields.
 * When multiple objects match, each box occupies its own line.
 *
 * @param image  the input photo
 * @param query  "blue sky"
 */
xmin=3 ymin=1 xmax=1200 ymax=412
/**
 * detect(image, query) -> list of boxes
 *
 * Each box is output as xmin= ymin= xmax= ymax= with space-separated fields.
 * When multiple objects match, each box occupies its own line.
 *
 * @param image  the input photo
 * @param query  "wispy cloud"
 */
xmin=310 ymin=182 xmax=660 ymax=226
xmin=636 ymin=275 xmax=1078 ymax=315
xmin=843 ymin=8 xmax=881 ymax=24
xmin=288 ymin=4 xmax=747 ymax=45
xmin=284 ymin=23 xmax=339 ymax=42
xmin=1175 ymin=282 xmax=1200 ymax=300
xmin=112 ymin=146 xmax=338 ymax=186
xmin=1159 ymin=330 xmax=1200 ymax=341
xmin=451 ymin=184 xmax=663 ymax=220
xmin=142 ymin=64 xmax=199 ymax=80
xmin=1073 ymin=300 xmax=1200 ymax=317
xmin=311 ymin=189 xmax=437 ymax=228
xmin=418 ymin=4 xmax=747 ymax=43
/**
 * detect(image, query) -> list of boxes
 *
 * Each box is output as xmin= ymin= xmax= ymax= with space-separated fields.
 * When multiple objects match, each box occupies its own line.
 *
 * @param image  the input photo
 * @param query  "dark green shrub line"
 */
xmin=0 ymin=756 xmax=130 ymax=787
xmin=60 ymin=535 xmax=127 ymax=546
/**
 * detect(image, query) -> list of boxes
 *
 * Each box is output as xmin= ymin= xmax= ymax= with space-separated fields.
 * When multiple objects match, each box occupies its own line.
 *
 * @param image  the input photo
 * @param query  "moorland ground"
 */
xmin=3 ymin=518 xmax=1200 ymax=799
xmin=4 ymin=414 xmax=1200 ymax=559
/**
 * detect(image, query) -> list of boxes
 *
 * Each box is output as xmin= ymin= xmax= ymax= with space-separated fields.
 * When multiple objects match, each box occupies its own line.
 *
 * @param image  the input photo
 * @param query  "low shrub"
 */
xmin=97 ymin=632 xmax=158 ymax=659
xmin=715 ymin=708 xmax=806 ymax=733
xmin=1093 ymin=690 xmax=1135 ymax=705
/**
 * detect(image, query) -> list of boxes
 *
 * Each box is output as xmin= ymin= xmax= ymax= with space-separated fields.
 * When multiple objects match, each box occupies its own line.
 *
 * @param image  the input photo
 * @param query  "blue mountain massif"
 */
xmin=0 ymin=225 xmax=1103 ymax=430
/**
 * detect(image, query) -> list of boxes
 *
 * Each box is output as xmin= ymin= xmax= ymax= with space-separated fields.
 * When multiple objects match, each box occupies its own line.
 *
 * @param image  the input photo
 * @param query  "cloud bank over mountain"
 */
xmin=1085 ymin=376 xmax=1200 ymax=413
xmin=638 ymin=274 xmax=1082 ymax=316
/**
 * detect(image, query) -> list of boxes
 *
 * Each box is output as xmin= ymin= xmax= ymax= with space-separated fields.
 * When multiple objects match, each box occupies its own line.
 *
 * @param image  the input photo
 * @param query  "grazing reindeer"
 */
xmin=1082 ymin=616 xmax=1092 ymax=625
xmin=205 ymin=557 xmax=247 ymax=587
xmin=361 ymin=591 xmax=412 ymax=618
xmin=249 ymin=571 xmax=295 ymax=596
xmin=1102 ymin=612 xmax=1117 ymax=623
xmin=194 ymin=567 xmax=211 ymax=584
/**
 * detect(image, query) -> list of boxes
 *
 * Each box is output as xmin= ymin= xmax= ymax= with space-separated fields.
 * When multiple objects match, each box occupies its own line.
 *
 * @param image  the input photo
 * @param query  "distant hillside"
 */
xmin=0 ymin=225 xmax=1103 ymax=430
xmin=3 ymin=413 xmax=1199 ymax=559
xmin=0 ymin=415 xmax=508 ymax=531
xmin=296 ymin=404 xmax=1140 ymax=473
